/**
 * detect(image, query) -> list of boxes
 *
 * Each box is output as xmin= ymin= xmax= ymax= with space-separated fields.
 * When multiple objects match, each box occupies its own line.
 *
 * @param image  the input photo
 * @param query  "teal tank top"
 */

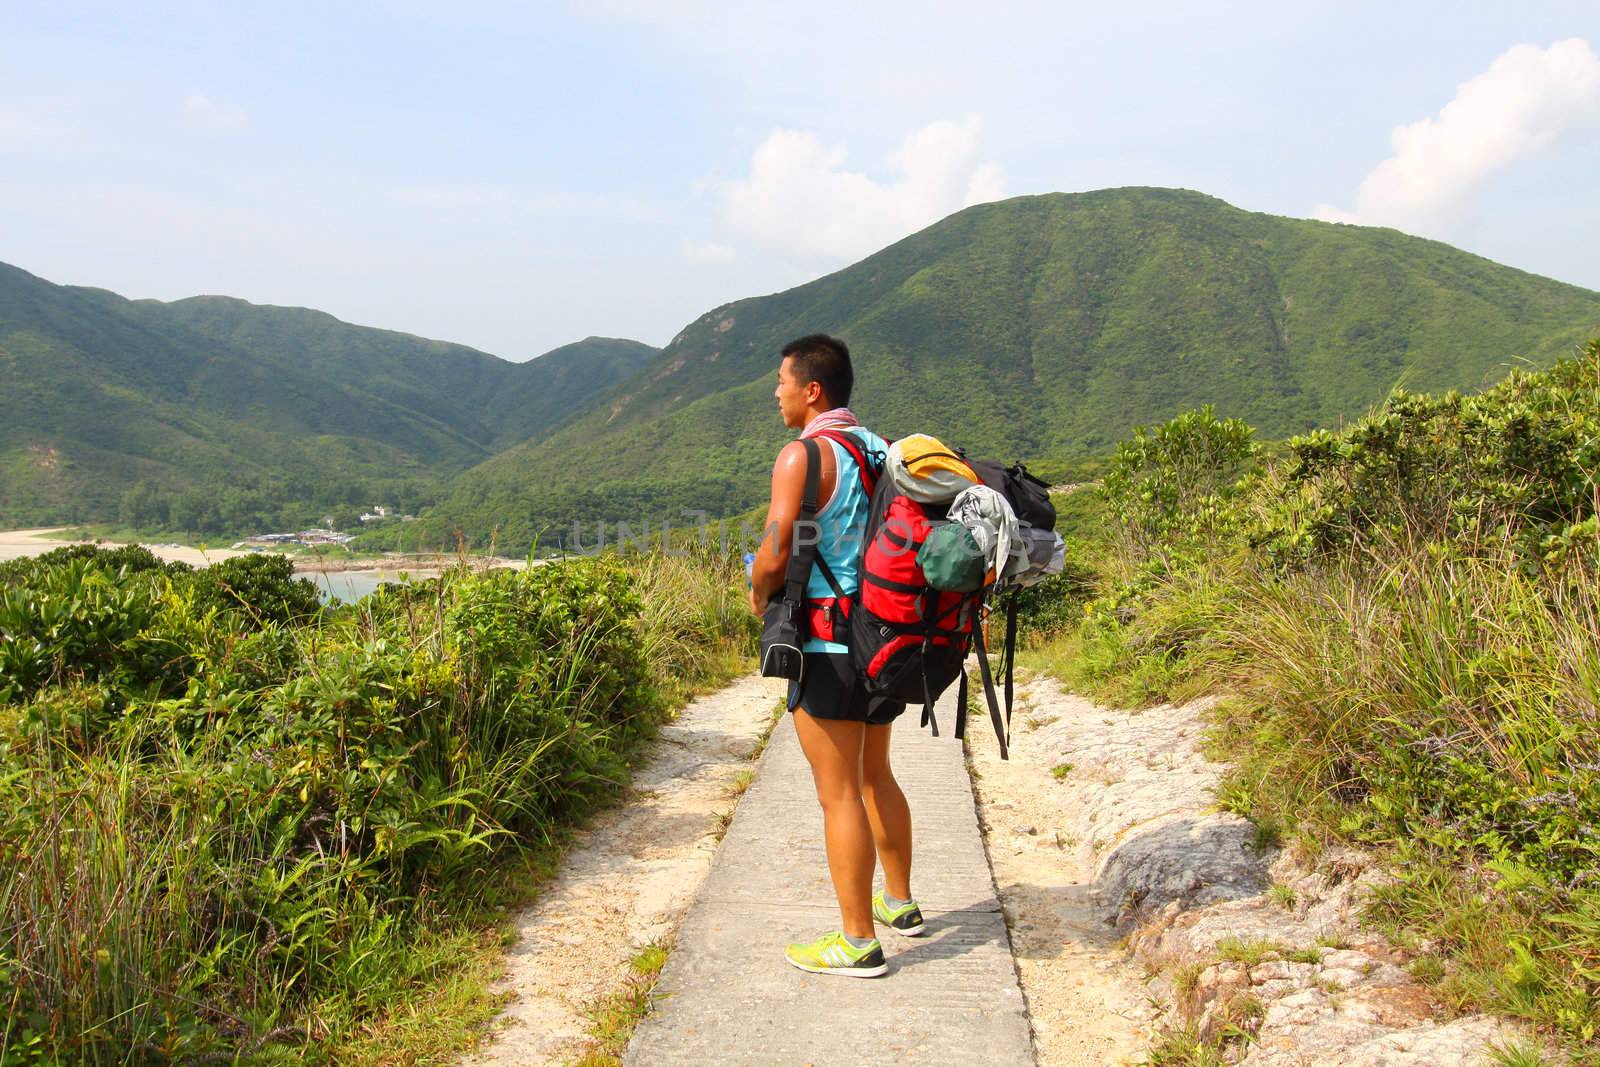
xmin=803 ymin=427 xmax=889 ymax=653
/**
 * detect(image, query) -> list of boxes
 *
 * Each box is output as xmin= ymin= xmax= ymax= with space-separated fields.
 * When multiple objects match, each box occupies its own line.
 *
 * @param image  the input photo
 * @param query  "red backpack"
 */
xmin=848 ymin=437 xmax=1019 ymax=759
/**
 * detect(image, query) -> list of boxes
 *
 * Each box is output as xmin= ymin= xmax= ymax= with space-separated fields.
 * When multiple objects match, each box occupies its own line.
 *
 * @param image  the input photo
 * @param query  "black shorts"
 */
xmin=787 ymin=651 xmax=908 ymax=726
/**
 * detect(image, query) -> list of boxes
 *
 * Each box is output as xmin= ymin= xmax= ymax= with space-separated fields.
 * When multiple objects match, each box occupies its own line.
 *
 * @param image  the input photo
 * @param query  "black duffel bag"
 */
xmin=967 ymin=459 xmax=1057 ymax=531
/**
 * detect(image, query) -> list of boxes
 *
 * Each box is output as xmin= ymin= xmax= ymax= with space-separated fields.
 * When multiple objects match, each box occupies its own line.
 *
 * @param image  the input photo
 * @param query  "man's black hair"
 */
xmin=780 ymin=334 xmax=853 ymax=409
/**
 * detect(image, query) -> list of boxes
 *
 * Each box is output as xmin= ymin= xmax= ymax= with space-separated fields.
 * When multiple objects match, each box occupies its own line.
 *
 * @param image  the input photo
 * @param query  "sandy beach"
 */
xmin=0 ymin=528 xmax=532 ymax=578
xmin=0 ymin=527 xmax=255 ymax=568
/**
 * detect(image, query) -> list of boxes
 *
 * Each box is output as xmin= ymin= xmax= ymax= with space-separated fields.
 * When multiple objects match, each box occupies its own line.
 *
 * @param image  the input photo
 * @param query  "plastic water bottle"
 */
xmin=743 ymin=552 xmax=756 ymax=585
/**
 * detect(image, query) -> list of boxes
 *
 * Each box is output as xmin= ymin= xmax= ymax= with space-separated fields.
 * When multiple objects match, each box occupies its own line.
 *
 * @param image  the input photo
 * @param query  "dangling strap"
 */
xmin=918 ymin=592 xmax=939 ymax=736
xmin=973 ymin=619 xmax=1009 ymax=761
xmin=1004 ymin=591 xmax=1018 ymax=733
xmin=954 ymin=669 xmax=969 ymax=740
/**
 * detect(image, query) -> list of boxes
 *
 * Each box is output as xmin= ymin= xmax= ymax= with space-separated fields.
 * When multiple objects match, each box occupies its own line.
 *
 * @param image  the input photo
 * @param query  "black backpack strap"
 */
xmin=1004 ymin=591 xmax=1018 ymax=733
xmin=918 ymin=591 xmax=940 ymax=735
xmin=800 ymin=437 xmax=823 ymax=515
xmin=782 ymin=439 xmax=826 ymax=610
xmin=972 ymin=616 xmax=1009 ymax=761
xmin=799 ymin=436 xmax=848 ymax=603
xmin=954 ymin=668 xmax=969 ymax=740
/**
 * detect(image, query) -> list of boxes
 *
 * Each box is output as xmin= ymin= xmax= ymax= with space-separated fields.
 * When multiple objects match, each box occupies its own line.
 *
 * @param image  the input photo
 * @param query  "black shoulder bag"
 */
xmin=758 ymin=437 xmax=826 ymax=680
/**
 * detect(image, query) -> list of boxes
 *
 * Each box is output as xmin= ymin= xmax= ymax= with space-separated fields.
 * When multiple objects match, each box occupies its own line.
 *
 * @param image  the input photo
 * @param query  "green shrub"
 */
xmin=1099 ymin=404 xmax=1259 ymax=570
xmin=0 ymin=542 xmax=190 ymax=585
xmin=185 ymin=553 xmax=323 ymax=627
xmin=1260 ymin=342 xmax=1599 ymax=569
xmin=0 ymin=559 xmax=170 ymax=707
xmin=0 ymin=548 xmax=752 ymax=1061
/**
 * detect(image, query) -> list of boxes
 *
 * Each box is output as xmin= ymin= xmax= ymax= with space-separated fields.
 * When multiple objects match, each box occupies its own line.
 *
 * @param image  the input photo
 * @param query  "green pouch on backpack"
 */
xmin=917 ymin=522 xmax=986 ymax=591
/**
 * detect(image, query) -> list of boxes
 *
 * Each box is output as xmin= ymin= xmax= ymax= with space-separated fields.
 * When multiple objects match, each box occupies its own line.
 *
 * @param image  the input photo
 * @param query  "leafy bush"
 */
xmin=0 ymin=542 xmax=190 ymax=585
xmin=0 ymin=559 xmax=171 ymax=707
xmin=1099 ymin=405 xmax=1260 ymax=570
xmin=1260 ymin=342 xmax=1600 ymax=569
xmin=185 ymin=553 xmax=322 ymax=627
xmin=0 ymin=548 xmax=753 ymax=1062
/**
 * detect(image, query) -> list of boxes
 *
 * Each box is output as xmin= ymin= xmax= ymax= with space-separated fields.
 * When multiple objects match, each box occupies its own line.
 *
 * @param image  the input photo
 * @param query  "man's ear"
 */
xmin=804 ymin=379 xmax=824 ymax=406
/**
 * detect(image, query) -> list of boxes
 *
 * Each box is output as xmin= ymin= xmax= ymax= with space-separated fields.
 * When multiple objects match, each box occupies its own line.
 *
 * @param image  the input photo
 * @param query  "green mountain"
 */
xmin=0 ymin=261 xmax=655 ymax=526
xmin=418 ymin=187 xmax=1600 ymax=553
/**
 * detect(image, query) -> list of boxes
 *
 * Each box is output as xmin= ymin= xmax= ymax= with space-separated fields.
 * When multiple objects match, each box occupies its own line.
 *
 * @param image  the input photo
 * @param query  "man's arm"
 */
xmin=748 ymin=440 xmax=808 ymax=615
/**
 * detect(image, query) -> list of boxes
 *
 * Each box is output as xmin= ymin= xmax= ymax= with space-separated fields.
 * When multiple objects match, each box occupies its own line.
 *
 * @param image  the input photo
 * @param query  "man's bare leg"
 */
xmin=862 ymin=722 xmax=912 ymax=901
xmin=792 ymin=707 xmax=876 ymax=939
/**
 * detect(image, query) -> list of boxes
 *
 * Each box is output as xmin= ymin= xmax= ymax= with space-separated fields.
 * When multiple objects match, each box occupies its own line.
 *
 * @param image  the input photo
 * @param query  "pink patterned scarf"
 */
xmin=800 ymin=407 xmax=860 ymax=439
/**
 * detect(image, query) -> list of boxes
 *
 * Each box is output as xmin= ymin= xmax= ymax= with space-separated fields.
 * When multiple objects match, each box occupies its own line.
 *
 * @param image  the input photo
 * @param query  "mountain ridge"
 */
xmin=407 ymin=187 xmax=1600 ymax=553
xmin=0 ymin=262 xmax=656 ymax=526
xmin=5 ymin=187 xmax=1598 ymax=543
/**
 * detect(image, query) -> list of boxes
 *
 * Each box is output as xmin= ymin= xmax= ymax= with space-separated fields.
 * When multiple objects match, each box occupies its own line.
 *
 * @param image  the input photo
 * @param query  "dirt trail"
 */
xmin=967 ymin=671 xmax=1541 ymax=1066
xmin=965 ymin=677 xmax=1162 ymax=1064
xmin=463 ymin=673 xmax=783 ymax=1066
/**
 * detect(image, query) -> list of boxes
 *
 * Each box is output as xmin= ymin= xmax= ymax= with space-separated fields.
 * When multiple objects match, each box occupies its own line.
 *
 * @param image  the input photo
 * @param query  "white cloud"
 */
xmin=964 ymin=162 xmax=1007 ymax=207
xmin=719 ymin=116 xmax=1006 ymax=261
xmin=0 ymin=88 xmax=132 ymax=158
xmin=179 ymin=91 xmax=251 ymax=135
xmin=1315 ymin=38 xmax=1600 ymax=235
xmin=681 ymin=240 xmax=736 ymax=265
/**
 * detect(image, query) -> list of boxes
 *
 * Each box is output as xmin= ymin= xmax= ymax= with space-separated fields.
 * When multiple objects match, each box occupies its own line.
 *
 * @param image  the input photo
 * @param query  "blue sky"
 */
xmin=3 ymin=1 xmax=1597 ymax=359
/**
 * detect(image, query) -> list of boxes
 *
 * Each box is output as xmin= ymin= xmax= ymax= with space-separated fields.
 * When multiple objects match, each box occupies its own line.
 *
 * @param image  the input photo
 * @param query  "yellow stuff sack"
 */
xmin=895 ymin=433 xmax=977 ymax=484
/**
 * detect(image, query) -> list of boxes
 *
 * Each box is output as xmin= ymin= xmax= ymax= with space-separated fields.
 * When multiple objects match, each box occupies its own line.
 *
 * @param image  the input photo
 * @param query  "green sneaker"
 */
xmin=872 ymin=890 xmax=927 ymax=937
xmin=784 ymin=931 xmax=887 ymax=978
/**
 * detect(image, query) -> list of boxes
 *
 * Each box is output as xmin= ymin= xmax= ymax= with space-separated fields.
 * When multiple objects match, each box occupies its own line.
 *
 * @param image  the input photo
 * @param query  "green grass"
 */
xmin=570 ymin=938 xmax=675 ymax=1066
xmin=1215 ymin=937 xmax=1283 ymax=967
xmin=1146 ymin=1028 xmax=1228 ymax=1066
xmin=1488 ymin=1039 xmax=1555 ymax=1067
xmin=725 ymin=767 xmax=757 ymax=800
xmin=1170 ymin=960 xmax=1206 ymax=1000
xmin=1409 ymin=954 xmax=1446 ymax=985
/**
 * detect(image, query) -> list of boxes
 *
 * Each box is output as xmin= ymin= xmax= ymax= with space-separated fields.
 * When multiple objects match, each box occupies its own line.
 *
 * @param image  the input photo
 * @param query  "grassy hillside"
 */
xmin=154 ymin=297 xmax=657 ymax=449
xmin=412 ymin=188 xmax=1600 ymax=554
xmin=0 ymin=261 xmax=655 ymax=527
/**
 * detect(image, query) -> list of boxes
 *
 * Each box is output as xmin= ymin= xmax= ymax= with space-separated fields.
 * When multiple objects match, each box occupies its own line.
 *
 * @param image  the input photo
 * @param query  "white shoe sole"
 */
xmin=785 ymin=956 xmax=888 ymax=978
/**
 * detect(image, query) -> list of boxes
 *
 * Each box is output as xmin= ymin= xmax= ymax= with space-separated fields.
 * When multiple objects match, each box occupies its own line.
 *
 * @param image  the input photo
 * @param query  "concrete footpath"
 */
xmin=624 ymin=684 xmax=1034 ymax=1066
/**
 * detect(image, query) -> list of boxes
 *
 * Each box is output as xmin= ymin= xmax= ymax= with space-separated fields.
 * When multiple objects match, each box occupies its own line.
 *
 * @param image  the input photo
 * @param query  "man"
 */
xmin=748 ymin=334 xmax=926 ymax=979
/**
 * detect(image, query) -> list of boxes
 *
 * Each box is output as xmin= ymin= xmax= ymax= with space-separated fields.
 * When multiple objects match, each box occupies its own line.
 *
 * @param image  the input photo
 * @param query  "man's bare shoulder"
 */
xmin=772 ymin=439 xmax=808 ymax=475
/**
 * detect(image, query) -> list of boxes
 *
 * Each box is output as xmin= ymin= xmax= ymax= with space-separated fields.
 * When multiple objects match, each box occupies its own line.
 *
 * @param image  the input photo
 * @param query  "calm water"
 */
xmin=304 ymin=570 xmax=421 ymax=604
